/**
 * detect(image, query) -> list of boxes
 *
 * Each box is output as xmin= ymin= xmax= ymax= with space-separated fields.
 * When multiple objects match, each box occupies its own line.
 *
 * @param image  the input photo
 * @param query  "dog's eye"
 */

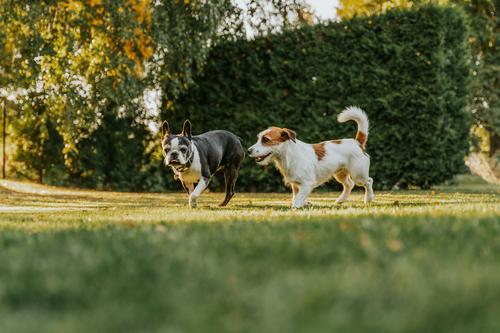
xmin=180 ymin=147 xmax=187 ymax=153
xmin=261 ymin=137 xmax=270 ymax=144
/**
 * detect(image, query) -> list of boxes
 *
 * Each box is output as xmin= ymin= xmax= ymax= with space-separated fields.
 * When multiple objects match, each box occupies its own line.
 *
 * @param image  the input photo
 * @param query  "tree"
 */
xmin=462 ymin=0 xmax=498 ymax=156
xmin=0 ymin=0 xmax=324 ymax=189
xmin=150 ymin=0 xmax=240 ymax=113
xmin=337 ymin=0 xmax=414 ymax=18
xmin=0 ymin=0 xmax=154 ymax=180
xmin=337 ymin=0 xmax=499 ymax=157
xmin=0 ymin=0 xmax=239 ymax=189
xmin=11 ymin=93 xmax=65 ymax=184
xmin=242 ymin=0 xmax=316 ymax=36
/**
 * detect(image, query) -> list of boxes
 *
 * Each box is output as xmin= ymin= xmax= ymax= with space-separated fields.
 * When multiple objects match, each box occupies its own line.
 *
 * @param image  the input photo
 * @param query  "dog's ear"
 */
xmin=281 ymin=128 xmax=296 ymax=143
xmin=162 ymin=121 xmax=170 ymax=137
xmin=181 ymin=120 xmax=192 ymax=138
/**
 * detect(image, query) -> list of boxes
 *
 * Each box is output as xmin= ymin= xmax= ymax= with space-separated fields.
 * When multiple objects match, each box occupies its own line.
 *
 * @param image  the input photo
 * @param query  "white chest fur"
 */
xmin=177 ymin=144 xmax=202 ymax=184
xmin=273 ymin=141 xmax=317 ymax=185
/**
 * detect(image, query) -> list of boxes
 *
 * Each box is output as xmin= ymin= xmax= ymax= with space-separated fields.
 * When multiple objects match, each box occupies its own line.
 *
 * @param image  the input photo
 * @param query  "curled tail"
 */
xmin=337 ymin=106 xmax=369 ymax=149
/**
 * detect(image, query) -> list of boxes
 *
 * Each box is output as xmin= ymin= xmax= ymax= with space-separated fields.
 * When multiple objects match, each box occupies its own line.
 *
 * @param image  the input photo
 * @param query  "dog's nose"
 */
xmin=247 ymin=147 xmax=254 ymax=154
xmin=171 ymin=152 xmax=178 ymax=159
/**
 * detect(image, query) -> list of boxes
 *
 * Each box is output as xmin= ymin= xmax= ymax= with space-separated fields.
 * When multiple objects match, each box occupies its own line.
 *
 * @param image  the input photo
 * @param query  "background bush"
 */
xmin=169 ymin=5 xmax=471 ymax=191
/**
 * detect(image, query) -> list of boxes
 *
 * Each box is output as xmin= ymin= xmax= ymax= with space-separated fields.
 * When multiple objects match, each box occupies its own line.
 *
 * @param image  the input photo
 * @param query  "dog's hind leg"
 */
xmin=351 ymin=155 xmax=374 ymax=204
xmin=219 ymin=165 xmax=240 ymax=207
xmin=363 ymin=177 xmax=374 ymax=203
xmin=352 ymin=174 xmax=374 ymax=204
xmin=334 ymin=170 xmax=354 ymax=204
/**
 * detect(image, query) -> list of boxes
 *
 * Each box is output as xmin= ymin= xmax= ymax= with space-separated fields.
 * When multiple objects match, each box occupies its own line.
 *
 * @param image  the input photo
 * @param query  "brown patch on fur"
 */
xmin=262 ymin=127 xmax=296 ymax=146
xmin=283 ymin=128 xmax=296 ymax=142
xmin=331 ymin=139 xmax=342 ymax=144
xmin=356 ymin=131 xmax=367 ymax=149
xmin=312 ymin=142 xmax=326 ymax=161
xmin=335 ymin=168 xmax=349 ymax=179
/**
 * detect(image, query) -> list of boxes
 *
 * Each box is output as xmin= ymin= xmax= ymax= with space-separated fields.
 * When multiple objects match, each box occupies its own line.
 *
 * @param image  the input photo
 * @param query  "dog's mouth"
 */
xmin=255 ymin=153 xmax=272 ymax=163
xmin=168 ymin=159 xmax=182 ymax=166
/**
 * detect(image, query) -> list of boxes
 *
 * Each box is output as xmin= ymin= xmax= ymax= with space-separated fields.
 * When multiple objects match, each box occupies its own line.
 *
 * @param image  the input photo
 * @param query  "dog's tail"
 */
xmin=337 ymin=106 xmax=369 ymax=149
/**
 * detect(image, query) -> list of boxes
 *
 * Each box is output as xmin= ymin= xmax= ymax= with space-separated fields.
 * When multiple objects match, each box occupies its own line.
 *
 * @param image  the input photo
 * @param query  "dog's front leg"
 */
xmin=189 ymin=177 xmax=210 ymax=208
xmin=292 ymin=183 xmax=313 ymax=209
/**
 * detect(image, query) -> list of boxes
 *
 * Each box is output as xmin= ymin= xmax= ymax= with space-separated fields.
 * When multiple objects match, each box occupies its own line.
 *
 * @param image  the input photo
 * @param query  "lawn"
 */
xmin=0 ymin=179 xmax=499 ymax=333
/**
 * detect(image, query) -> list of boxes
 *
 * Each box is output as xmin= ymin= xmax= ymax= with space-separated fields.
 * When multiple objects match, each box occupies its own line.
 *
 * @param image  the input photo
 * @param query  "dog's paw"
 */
xmin=291 ymin=201 xmax=312 ymax=209
xmin=189 ymin=195 xmax=198 ymax=208
xmin=364 ymin=194 xmax=374 ymax=204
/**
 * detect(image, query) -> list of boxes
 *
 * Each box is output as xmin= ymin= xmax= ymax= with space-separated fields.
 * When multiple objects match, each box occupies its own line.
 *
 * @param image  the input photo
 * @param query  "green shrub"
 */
xmin=168 ymin=5 xmax=471 ymax=191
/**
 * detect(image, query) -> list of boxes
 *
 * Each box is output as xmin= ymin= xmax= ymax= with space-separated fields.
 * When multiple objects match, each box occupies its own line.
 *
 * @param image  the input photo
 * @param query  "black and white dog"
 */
xmin=161 ymin=120 xmax=245 ymax=208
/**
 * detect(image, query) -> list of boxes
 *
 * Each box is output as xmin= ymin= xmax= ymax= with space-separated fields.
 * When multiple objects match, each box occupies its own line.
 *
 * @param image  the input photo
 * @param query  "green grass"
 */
xmin=0 ymin=179 xmax=499 ymax=333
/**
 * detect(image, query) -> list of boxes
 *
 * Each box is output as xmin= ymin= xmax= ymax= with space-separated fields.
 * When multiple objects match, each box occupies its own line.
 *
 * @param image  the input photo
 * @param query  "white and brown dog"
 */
xmin=248 ymin=106 xmax=374 ymax=208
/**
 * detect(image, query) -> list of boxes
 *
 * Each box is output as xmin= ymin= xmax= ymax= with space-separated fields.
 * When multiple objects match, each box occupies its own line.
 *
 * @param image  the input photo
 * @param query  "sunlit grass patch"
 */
xmin=0 ymin=183 xmax=497 ymax=231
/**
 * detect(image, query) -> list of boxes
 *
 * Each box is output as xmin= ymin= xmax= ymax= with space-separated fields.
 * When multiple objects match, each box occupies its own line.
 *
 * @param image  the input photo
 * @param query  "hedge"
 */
xmin=167 ymin=5 xmax=471 ymax=191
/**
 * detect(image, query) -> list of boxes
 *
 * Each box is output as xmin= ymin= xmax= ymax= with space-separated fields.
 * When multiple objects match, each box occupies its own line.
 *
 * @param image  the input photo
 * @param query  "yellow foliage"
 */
xmin=88 ymin=0 xmax=102 ymax=6
xmin=123 ymin=40 xmax=136 ymax=61
xmin=472 ymin=125 xmax=492 ymax=154
xmin=133 ymin=60 xmax=144 ymax=77
xmin=128 ymin=0 xmax=151 ymax=25
xmin=64 ymin=0 xmax=83 ymax=12
xmin=20 ymin=24 xmax=31 ymax=36
xmin=107 ymin=68 xmax=119 ymax=78
xmin=132 ymin=28 xmax=154 ymax=59
xmin=4 ymin=38 xmax=12 ymax=54
xmin=114 ymin=0 xmax=154 ymax=77
xmin=139 ymin=45 xmax=154 ymax=58
xmin=337 ymin=0 xmax=450 ymax=19
xmin=337 ymin=0 xmax=413 ymax=19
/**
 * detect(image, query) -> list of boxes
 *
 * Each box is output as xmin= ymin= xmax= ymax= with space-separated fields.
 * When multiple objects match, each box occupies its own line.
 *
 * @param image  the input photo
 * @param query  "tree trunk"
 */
xmin=2 ymin=101 xmax=6 ymax=179
xmin=489 ymin=132 xmax=499 ymax=157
